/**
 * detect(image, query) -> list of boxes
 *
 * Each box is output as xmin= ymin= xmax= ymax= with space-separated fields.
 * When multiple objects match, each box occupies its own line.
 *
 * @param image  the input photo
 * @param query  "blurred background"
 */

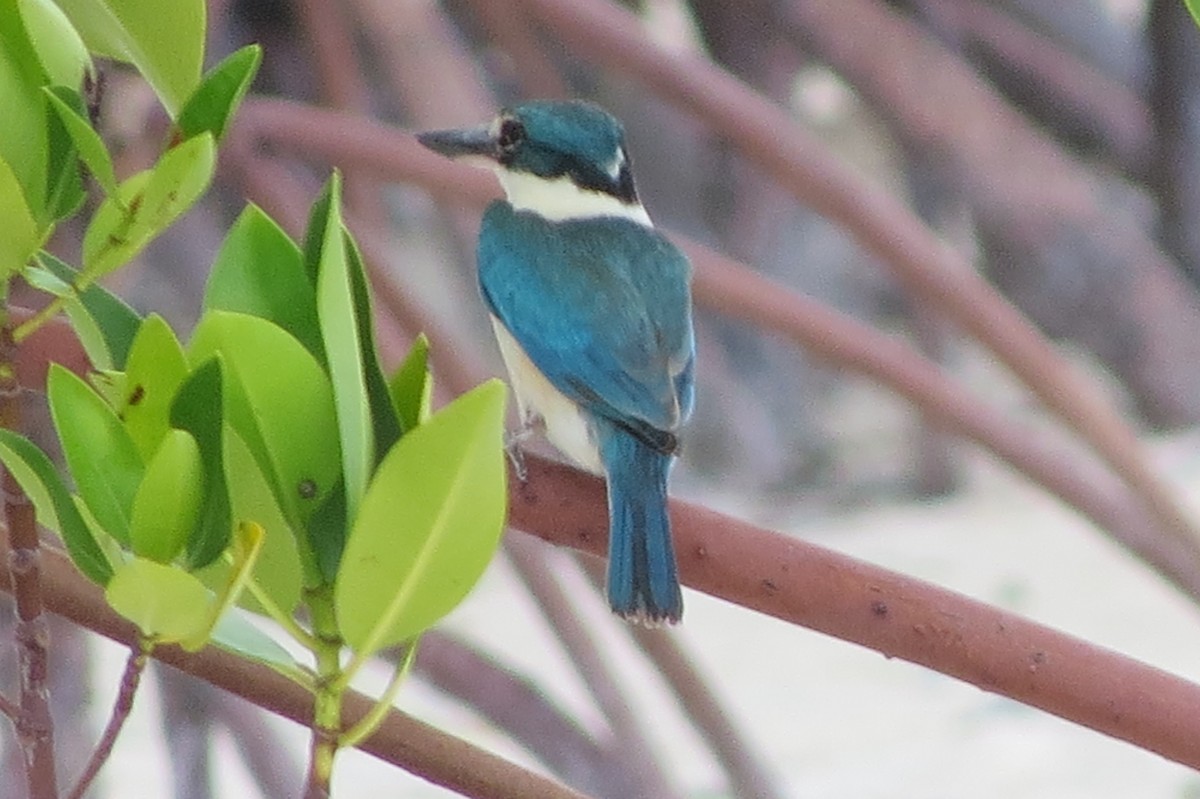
xmin=9 ymin=0 xmax=1200 ymax=796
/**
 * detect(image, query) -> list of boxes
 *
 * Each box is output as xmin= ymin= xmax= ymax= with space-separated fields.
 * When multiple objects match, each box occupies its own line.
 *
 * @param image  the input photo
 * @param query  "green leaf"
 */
xmin=38 ymin=251 xmax=141 ymax=370
xmin=169 ymin=357 xmax=231 ymax=569
xmin=129 ymin=428 xmax=204 ymax=564
xmin=0 ymin=153 xmax=41 ymax=277
xmin=105 ymin=557 xmax=211 ymax=642
xmin=119 ymin=313 xmax=188 ymax=460
xmin=204 ymin=204 xmax=323 ymax=360
xmin=18 ymin=0 xmax=91 ymax=88
xmin=312 ymin=174 xmax=372 ymax=521
xmin=198 ymin=424 xmax=304 ymax=612
xmin=210 ymin=608 xmax=304 ymax=681
xmin=176 ymin=44 xmax=260 ymax=142
xmin=0 ymin=429 xmax=112 ymax=584
xmin=47 ymin=363 xmax=144 ymax=546
xmin=81 ymin=132 xmax=215 ymax=278
xmin=188 ymin=311 xmax=341 ymax=528
xmin=389 ymin=334 xmax=432 ymax=433
xmin=42 ymin=91 xmax=86 ymax=224
xmin=344 ymin=231 xmax=402 ymax=455
xmin=52 ymin=0 xmax=205 ymax=117
xmin=335 ymin=379 xmax=507 ymax=654
xmin=0 ymin=6 xmax=50 ymax=218
xmin=43 ymin=85 xmax=118 ymax=196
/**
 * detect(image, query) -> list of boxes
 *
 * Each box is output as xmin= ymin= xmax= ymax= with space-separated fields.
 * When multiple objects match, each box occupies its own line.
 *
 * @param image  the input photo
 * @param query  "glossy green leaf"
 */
xmin=0 ymin=429 xmax=112 ymax=584
xmin=168 ymin=357 xmax=231 ymax=569
xmin=0 ymin=153 xmax=41 ymax=277
xmin=204 ymin=204 xmax=323 ymax=360
xmin=43 ymin=85 xmax=118 ymax=196
xmin=305 ymin=480 xmax=346 ymax=585
xmin=82 ymin=133 xmax=215 ymax=277
xmin=335 ymin=379 xmax=507 ymax=654
xmin=176 ymin=44 xmax=260 ymax=142
xmin=47 ymin=363 xmax=143 ymax=545
xmin=198 ymin=424 xmax=304 ymax=613
xmin=129 ymin=428 xmax=204 ymax=564
xmin=119 ymin=313 xmax=188 ymax=460
xmin=38 ymin=251 xmax=141 ymax=370
xmin=18 ymin=0 xmax=90 ymax=88
xmin=210 ymin=608 xmax=304 ymax=681
xmin=105 ymin=557 xmax=211 ymax=642
xmin=189 ymin=311 xmax=341 ymax=528
xmin=42 ymin=90 xmax=86 ymax=224
xmin=312 ymin=175 xmax=372 ymax=521
xmin=23 ymin=260 xmax=70 ymax=295
xmin=344 ymin=231 xmax=402 ymax=456
xmin=389 ymin=334 xmax=432 ymax=433
xmin=52 ymin=0 xmax=205 ymax=117
xmin=0 ymin=6 xmax=50 ymax=217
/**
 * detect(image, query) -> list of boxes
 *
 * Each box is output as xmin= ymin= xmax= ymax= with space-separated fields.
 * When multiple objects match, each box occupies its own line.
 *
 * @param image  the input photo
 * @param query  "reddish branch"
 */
xmin=65 ymin=644 xmax=149 ymax=799
xmin=1 ymin=325 xmax=58 ymax=799
xmin=7 ymin=477 xmax=1200 ymax=774
xmin=505 ymin=456 xmax=1200 ymax=770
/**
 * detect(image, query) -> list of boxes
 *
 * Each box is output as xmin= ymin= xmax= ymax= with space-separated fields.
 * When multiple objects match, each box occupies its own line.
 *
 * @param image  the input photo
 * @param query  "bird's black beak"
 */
xmin=416 ymin=124 xmax=498 ymax=160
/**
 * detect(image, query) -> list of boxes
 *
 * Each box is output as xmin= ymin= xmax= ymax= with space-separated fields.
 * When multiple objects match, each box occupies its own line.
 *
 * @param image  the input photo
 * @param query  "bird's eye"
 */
xmin=497 ymin=119 xmax=525 ymax=152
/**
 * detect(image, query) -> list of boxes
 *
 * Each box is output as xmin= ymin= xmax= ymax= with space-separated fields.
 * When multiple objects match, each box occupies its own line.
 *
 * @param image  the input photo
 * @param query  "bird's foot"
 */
xmin=504 ymin=418 xmax=540 ymax=483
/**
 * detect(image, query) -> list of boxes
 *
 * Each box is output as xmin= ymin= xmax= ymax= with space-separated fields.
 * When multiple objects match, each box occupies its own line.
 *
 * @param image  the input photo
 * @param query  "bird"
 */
xmin=418 ymin=99 xmax=696 ymax=624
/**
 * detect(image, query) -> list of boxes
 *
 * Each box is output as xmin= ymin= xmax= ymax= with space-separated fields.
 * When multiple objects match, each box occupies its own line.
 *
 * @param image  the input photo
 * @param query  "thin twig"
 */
xmin=0 ymin=690 xmax=19 ymax=721
xmin=65 ymin=641 xmax=152 ymax=799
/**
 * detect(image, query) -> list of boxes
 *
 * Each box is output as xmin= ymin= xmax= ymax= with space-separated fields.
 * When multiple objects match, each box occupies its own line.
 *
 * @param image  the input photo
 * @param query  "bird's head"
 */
xmin=417 ymin=100 xmax=649 ymax=223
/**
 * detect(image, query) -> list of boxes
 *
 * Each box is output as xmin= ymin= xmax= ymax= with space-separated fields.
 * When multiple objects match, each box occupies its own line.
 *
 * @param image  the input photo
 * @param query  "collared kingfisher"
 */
xmin=418 ymin=100 xmax=696 ymax=624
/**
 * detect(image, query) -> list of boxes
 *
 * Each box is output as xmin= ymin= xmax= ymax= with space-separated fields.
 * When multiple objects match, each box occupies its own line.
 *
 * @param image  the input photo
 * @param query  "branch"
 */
xmin=504 ymin=457 xmax=1200 ymax=770
xmin=66 ymin=642 xmax=150 ymax=799
xmin=0 ymin=541 xmax=590 ymax=799
xmin=0 ymin=325 xmax=58 ymax=799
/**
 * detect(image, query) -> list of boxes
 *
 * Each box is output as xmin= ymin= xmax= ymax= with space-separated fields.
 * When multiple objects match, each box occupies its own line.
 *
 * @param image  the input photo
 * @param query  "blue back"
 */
xmin=478 ymin=203 xmax=695 ymax=449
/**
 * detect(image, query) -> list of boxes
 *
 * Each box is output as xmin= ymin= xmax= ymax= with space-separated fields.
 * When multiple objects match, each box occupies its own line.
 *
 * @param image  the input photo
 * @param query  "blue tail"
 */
xmin=598 ymin=423 xmax=682 ymax=625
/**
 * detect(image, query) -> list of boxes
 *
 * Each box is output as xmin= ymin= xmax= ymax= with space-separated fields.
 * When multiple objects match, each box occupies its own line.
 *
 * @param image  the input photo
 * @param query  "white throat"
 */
xmin=495 ymin=168 xmax=652 ymax=225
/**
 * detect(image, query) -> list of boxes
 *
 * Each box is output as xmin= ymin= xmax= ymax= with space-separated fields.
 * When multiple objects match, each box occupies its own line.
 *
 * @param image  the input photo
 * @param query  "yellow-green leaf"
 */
xmin=335 ymin=380 xmax=507 ymax=654
xmin=105 ymin=557 xmax=211 ymax=642
xmin=129 ymin=428 xmax=204 ymax=564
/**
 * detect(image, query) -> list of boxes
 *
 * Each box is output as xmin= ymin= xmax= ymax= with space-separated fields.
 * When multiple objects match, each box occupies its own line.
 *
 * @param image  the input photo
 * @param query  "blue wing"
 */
xmin=478 ymin=203 xmax=695 ymax=450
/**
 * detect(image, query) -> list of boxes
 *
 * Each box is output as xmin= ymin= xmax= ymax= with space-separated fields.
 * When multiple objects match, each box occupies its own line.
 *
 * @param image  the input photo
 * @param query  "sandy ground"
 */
xmin=88 ymin=433 xmax=1200 ymax=798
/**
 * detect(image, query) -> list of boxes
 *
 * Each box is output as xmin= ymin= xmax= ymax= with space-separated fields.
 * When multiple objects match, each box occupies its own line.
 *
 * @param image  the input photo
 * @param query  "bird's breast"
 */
xmin=490 ymin=316 xmax=604 ymax=475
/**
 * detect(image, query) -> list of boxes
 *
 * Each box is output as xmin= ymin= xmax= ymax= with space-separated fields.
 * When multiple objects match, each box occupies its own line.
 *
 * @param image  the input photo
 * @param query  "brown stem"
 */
xmin=1 ymin=325 xmax=58 ymax=799
xmin=65 ymin=643 xmax=150 ymax=799
xmin=505 ymin=456 xmax=1200 ymax=770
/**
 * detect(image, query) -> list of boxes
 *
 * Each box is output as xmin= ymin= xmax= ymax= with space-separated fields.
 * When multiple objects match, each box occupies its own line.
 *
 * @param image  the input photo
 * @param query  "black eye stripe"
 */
xmin=498 ymin=119 xmax=525 ymax=151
